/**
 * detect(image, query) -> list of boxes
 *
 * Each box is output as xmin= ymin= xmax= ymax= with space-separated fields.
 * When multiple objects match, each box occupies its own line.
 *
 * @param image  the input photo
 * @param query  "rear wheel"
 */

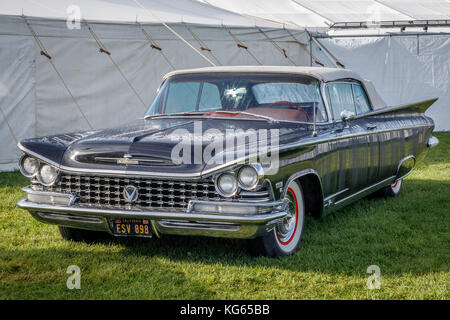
xmin=58 ymin=226 xmax=108 ymax=242
xmin=247 ymin=181 xmax=305 ymax=257
xmin=382 ymin=179 xmax=403 ymax=197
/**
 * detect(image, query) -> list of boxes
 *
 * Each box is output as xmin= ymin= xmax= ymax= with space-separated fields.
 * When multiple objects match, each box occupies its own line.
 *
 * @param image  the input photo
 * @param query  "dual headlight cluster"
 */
xmin=214 ymin=164 xmax=263 ymax=197
xmin=19 ymin=155 xmax=60 ymax=186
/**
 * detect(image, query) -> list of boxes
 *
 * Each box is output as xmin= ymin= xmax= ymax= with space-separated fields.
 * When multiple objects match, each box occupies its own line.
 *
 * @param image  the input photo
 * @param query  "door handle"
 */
xmin=366 ymin=124 xmax=377 ymax=130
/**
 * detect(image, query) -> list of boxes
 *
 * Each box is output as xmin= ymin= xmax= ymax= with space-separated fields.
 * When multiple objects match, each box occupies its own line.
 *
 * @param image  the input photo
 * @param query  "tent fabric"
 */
xmin=1 ymin=0 xmax=449 ymax=172
xmin=311 ymin=35 xmax=449 ymax=131
xmin=376 ymin=0 xmax=450 ymax=20
xmin=0 ymin=14 xmax=309 ymax=171
xmin=200 ymin=0 xmax=330 ymax=29
xmin=1 ymin=0 xmax=278 ymax=27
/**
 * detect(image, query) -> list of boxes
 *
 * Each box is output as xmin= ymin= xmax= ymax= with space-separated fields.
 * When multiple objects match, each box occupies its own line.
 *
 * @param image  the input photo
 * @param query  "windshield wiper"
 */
xmin=206 ymin=110 xmax=279 ymax=123
xmin=144 ymin=111 xmax=206 ymax=120
xmin=144 ymin=110 xmax=278 ymax=123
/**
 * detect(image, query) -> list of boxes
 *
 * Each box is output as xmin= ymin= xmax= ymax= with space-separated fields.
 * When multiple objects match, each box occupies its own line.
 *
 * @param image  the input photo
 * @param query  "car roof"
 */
xmin=162 ymin=66 xmax=387 ymax=109
xmin=162 ymin=66 xmax=363 ymax=83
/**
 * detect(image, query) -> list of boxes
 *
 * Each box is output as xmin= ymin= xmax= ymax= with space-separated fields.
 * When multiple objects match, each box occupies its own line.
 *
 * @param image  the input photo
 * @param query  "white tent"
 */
xmin=0 ymin=0 xmax=311 ymax=171
xmin=0 ymin=0 xmax=449 ymax=171
xmin=201 ymin=0 xmax=450 ymax=133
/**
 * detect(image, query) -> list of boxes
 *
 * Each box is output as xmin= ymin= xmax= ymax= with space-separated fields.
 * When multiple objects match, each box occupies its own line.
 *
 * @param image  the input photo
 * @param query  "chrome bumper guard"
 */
xmin=17 ymin=187 xmax=288 ymax=239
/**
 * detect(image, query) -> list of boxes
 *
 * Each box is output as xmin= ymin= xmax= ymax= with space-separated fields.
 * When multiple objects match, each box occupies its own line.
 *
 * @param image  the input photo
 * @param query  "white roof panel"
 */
xmin=377 ymin=0 xmax=450 ymax=20
xmin=0 ymin=0 xmax=278 ymax=27
xmin=201 ymin=0 xmax=330 ymax=28
xmin=292 ymin=0 xmax=412 ymax=23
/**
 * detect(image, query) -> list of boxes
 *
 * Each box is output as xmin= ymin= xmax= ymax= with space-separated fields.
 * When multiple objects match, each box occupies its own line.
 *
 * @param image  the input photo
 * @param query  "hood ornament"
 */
xmin=117 ymin=154 xmax=139 ymax=165
xmin=123 ymin=185 xmax=139 ymax=203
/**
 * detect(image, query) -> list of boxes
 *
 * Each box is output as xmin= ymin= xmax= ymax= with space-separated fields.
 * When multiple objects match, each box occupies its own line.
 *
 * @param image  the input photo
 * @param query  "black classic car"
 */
xmin=17 ymin=66 xmax=439 ymax=257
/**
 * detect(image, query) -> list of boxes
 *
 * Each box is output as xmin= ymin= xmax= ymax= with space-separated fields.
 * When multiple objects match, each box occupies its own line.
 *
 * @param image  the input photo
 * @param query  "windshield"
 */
xmin=145 ymin=73 xmax=328 ymax=123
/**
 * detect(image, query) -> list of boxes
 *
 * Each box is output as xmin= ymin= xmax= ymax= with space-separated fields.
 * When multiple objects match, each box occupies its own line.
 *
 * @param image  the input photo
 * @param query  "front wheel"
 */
xmin=247 ymin=181 xmax=305 ymax=257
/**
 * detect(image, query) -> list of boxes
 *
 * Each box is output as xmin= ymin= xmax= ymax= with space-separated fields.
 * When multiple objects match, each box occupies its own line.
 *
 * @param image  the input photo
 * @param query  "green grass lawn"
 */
xmin=0 ymin=133 xmax=449 ymax=300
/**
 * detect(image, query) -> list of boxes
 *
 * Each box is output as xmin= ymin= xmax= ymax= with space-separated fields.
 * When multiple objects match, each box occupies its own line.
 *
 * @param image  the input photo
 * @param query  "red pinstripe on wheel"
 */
xmin=276 ymin=187 xmax=299 ymax=245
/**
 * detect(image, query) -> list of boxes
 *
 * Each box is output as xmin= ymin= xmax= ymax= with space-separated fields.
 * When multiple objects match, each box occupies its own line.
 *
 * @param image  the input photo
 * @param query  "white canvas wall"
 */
xmin=0 ymin=16 xmax=310 ymax=171
xmin=311 ymin=34 xmax=450 ymax=131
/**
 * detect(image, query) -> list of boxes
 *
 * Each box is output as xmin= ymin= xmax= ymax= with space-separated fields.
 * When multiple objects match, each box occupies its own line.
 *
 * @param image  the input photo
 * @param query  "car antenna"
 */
xmin=312 ymin=81 xmax=318 ymax=137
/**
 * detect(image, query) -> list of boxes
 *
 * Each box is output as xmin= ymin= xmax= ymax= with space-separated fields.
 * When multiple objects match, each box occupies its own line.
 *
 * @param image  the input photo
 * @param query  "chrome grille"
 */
xmin=32 ymin=173 xmax=272 ymax=210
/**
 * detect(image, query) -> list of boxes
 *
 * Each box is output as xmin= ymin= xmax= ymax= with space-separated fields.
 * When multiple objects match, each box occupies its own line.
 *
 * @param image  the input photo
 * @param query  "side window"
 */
xmin=164 ymin=82 xmax=200 ymax=114
xmin=326 ymin=83 xmax=356 ymax=120
xmin=199 ymin=82 xmax=222 ymax=111
xmin=352 ymin=84 xmax=371 ymax=114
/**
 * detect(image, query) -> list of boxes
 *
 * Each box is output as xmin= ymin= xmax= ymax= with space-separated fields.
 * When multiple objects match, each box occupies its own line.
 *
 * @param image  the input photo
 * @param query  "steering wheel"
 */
xmin=268 ymin=101 xmax=311 ymax=121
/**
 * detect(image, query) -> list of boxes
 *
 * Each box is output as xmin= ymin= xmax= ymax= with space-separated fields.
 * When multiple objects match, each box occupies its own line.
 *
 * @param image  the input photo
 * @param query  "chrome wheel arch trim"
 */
xmin=281 ymin=169 xmax=324 ymax=213
xmin=395 ymin=155 xmax=416 ymax=182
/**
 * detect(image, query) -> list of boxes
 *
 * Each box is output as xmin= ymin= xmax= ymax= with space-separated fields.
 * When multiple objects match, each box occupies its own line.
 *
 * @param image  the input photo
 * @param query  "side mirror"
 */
xmin=340 ymin=110 xmax=355 ymax=126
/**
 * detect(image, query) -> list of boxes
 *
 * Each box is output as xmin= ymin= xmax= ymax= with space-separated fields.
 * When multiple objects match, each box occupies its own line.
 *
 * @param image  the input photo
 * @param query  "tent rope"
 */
xmin=184 ymin=25 xmax=222 ymax=66
xmin=141 ymin=27 xmax=176 ymax=70
xmin=225 ymin=27 xmax=262 ymax=65
xmin=24 ymin=17 xmax=93 ymax=130
xmin=86 ymin=22 xmax=148 ymax=110
xmin=131 ymin=0 xmax=216 ymax=67
xmin=0 ymin=105 xmax=18 ymax=144
xmin=285 ymin=29 xmax=325 ymax=67
xmin=257 ymin=28 xmax=297 ymax=66
xmin=311 ymin=37 xmax=346 ymax=68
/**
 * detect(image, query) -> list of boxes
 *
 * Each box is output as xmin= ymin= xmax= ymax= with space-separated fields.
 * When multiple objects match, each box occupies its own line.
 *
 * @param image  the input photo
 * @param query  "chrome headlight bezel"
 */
xmin=37 ymin=164 xmax=60 ymax=186
xmin=237 ymin=164 xmax=264 ymax=191
xmin=214 ymin=171 xmax=238 ymax=198
xmin=19 ymin=155 xmax=40 ymax=178
xmin=237 ymin=165 xmax=259 ymax=190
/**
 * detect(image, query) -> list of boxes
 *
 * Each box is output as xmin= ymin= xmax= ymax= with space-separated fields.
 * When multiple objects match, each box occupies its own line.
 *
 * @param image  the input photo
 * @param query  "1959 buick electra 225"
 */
xmin=17 ymin=66 xmax=439 ymax=257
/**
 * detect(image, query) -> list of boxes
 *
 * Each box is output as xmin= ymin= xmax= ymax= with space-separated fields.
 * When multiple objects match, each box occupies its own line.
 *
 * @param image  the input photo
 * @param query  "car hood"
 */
xmin=19 ymin=117 xmax=313 ymax=177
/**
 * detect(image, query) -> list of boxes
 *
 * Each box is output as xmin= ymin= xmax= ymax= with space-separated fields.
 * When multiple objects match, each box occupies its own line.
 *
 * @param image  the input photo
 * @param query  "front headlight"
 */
xmin=37 ymin=164 xmax=59 ymax=186
xmin=215 ymin=172 xmax=238 ymax=197
xmin=237 ymin=165 xmax=259 ymax=190
xmin=19 ymin=155 xmax=39 ymax=177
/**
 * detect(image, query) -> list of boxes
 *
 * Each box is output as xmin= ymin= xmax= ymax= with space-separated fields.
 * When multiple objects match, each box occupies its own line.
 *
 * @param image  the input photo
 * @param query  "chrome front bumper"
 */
xmin=17 ymin=188 xmax=288 ymax=239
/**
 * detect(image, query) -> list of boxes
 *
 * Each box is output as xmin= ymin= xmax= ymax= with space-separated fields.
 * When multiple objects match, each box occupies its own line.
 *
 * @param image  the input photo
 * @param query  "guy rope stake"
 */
xmin=23 ymin=16 xmax=93 ymax=130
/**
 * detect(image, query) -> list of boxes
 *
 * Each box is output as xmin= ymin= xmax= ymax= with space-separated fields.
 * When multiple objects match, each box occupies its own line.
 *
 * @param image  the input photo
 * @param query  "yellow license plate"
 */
xmin=112 ymin=218 xmax=152 ymax=237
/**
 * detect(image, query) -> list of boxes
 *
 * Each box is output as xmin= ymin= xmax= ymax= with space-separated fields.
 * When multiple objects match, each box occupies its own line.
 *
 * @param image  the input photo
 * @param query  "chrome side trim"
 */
xmin=395 ymin=155 xmax=416 ymax=181
xmin=323 ymin=188 xmax=350 ymax=207
xmin=333 ymin=176 xmax=396 ymax=207
xmin=18 ymin=123 xmax=432 ymax=179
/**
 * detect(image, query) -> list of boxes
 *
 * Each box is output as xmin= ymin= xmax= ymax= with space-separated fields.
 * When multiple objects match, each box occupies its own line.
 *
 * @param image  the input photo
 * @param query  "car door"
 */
xmin=325 ymin=81 xmax=379 ymax=195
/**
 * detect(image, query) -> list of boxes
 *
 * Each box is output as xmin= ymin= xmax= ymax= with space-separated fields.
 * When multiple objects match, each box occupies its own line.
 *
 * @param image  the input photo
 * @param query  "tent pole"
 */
xmin=285 ymin=28 xmax=324 ymax=67
xmin=23 ymin=16 xmax=93 ymax=130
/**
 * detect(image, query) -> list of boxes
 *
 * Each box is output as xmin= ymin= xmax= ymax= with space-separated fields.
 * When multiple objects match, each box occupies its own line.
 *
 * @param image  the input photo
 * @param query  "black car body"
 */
xmin=17 ymin=66 xmax=439 ymax=257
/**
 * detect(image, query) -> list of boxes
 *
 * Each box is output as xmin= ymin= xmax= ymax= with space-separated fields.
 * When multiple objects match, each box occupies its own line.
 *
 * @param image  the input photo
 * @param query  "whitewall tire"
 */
xmin=247 ymin=181 xmax=305 ymax=257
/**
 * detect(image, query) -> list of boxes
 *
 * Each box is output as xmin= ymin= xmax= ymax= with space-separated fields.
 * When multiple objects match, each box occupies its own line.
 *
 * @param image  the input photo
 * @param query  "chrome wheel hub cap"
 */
xmin=276 ymin=194 xmax=296 ymax=242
